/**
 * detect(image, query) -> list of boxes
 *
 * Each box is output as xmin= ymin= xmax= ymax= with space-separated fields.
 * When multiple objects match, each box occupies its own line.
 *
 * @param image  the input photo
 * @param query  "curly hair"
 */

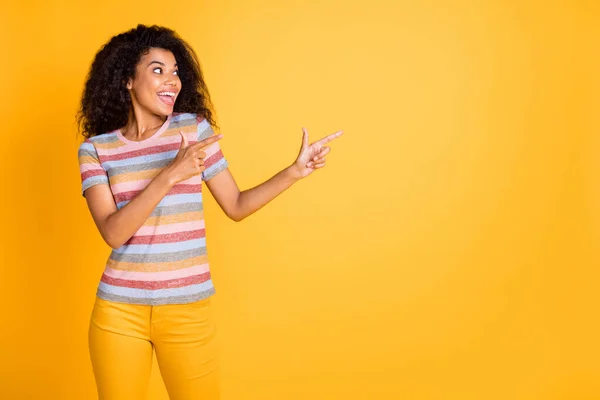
xmin=77 ymin=24 xmax=216 ymax=138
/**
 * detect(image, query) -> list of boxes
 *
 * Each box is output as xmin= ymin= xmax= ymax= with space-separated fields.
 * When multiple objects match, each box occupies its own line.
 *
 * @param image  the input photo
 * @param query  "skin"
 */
xmin=84 ymin=48 xmax=343 ymax=249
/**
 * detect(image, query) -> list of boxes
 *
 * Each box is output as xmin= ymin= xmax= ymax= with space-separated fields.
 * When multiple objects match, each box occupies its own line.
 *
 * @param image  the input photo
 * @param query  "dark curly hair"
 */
xmin=77 ymin=24 xmax=216 ymax=138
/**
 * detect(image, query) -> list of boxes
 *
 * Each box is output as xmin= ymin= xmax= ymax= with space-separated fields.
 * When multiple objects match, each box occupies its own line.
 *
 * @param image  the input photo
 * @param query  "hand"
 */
xmin=291 ymin=127 xmax=343 ymax=179
xmin=165 ymin=130 xmax=223 ymax=185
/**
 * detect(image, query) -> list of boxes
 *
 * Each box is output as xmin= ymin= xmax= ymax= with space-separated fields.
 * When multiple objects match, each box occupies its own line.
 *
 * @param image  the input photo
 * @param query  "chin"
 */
xmin=151 ymin=105 xmax=173 ymax=117
xmin=161 ymin=103 xmax=176 ymax=115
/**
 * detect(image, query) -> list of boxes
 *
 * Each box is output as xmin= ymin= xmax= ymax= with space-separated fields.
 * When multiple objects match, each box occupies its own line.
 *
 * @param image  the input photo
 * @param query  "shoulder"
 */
xmin=170 ymin=113 xmax=204 ymax=137
xmin=171 ymin=112 xmax=213 ymax=137
xmin=78 ymin=139 xmax=95 ymax=156
xmin=172 ymin=112 xmax=212 ymax=126
xmin=78 ymin=132 xmax=119 ymax=153
xmin=171 ymin=112 xmax=202 ymax=126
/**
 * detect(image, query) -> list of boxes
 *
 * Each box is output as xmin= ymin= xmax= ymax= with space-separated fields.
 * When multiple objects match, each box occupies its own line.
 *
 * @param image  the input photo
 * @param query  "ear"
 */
xmin=126 ymin=78 xmax=133 ymax=90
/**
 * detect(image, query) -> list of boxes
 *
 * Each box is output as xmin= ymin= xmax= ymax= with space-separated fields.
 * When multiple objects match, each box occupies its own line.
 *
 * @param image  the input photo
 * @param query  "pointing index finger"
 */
xmin=316 ymin=130 xmax=344 ymax=146
xmin=191 ymin=134 xmax=224 ymax=149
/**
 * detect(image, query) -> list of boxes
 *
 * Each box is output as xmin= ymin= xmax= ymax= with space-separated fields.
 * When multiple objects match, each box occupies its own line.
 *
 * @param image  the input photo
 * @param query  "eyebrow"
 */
xmin=147 ymin=61 xmax=178 ymax=67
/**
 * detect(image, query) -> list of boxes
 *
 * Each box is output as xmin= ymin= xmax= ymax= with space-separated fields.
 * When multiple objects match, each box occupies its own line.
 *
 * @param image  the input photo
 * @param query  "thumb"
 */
xmin=301 ymin=127 xmax=309 ymax=150
xmin=179 ymin=130 xmax=188 ymax=150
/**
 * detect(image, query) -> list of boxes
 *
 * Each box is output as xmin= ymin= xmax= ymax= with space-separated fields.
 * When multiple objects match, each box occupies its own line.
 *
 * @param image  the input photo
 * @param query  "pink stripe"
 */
xmin=101 ymin=271 xmax=211 ymax=289
xmin=153 ymin=132 xmax=195 ymax=147
xmin=100 ymin=143 xmax=180 ymax=161
xmin=80 ymin=163 xmax=101 ymax=173
xmin=111 ymin=179 xmax=151 ymax=193
xmin=135 ymin=220 xmax=205 ymax=235
xmin=104 ymin=264 xmax=210 ymax=281
xmin=175 ymin=175 xmax=202 ymax=185
xmin=204 ymin=143 xmax=221 ymax=158
xmin=97 ymin=134 xmax=189 ymax=156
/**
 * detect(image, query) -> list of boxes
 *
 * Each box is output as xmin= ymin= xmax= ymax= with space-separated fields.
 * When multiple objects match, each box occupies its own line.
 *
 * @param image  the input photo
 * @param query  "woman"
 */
xmin=77 ymin=24 xmax=342 ymax=399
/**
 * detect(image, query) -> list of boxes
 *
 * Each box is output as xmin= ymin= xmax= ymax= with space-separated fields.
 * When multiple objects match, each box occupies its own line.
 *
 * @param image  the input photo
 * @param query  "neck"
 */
xmin=122 ymin=106 xmax=167 ymax=140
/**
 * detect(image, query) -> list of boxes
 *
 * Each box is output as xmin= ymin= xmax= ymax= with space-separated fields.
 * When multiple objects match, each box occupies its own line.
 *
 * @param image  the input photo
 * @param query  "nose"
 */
xmin=165 ymin=75 xmax=179 ymax=87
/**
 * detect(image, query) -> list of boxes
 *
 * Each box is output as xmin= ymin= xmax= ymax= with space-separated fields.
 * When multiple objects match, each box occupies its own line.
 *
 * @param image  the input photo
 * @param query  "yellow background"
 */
xmin=1 ymin=0 xmax=598 ymax=399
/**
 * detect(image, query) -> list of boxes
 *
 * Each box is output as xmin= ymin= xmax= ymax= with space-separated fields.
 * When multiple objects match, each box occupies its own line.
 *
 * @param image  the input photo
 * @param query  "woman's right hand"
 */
xmin=165 ymin=130 xmax=223 ymax=185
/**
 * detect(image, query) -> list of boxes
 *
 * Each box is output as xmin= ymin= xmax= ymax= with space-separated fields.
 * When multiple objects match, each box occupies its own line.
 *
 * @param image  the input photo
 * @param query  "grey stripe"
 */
xmin=203 ymin=160 xmax=229 ymax=181
xmin=151 ymin=202 xmax=202 ymax=217
xmin=108 ymin=158 xmax=173 ymax=177
xmin=198 ymin=124 xmax=215 ymax=141
xmin=109 ymin=247 xmax=206 ymax=263
xmin=92 ymin=133 xmax=120 ymax=144
xmin=83 ymin=176 xmax=109 ymax=188
xmin=170 ymin=115 xmax=197 ymax=130
xmin=97 ymin=286 xmax=215 ymax=306
xmin=78 ymin=147 xmax=98 ymax=158
xmin=82 ymin=177 xmax=109 ymax=196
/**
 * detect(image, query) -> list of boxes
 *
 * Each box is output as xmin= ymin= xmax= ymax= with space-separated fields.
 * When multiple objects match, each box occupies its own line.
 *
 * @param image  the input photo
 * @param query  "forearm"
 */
xmin=233 ymin=166 xmax=300 ymax=221
xmin=102 ymin=170 xmax=176 ymax=248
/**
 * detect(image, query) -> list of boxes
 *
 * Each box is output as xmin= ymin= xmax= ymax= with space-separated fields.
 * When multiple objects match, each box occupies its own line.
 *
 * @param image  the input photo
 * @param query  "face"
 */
xmin=126 ymin=47 xmax=181 ymax=117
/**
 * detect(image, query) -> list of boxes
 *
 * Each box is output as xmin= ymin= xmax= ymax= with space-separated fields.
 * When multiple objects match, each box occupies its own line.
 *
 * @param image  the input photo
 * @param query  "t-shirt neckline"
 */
xmin=115 ymin=114 xmax=172 ymax=144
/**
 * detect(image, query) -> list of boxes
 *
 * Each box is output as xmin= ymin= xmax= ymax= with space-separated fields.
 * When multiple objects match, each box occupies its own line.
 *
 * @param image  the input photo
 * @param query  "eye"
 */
xmin=173 ymin=70 xmax=179 ymax=76
xmin=153 ymin=67 xmax=162 ymax=74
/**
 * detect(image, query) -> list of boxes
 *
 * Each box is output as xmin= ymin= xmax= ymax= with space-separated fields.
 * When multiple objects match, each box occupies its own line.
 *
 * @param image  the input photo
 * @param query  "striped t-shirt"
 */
xmin=78 ymin=113 xmax=228 ymax=305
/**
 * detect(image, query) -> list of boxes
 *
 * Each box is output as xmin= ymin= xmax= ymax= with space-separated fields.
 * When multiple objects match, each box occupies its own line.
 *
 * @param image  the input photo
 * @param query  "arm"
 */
xmin=84 ymin=172 xmax=176 ymax=249
xmin=206 ymin=127 xmax=343 ymax=222
xmin=83 ymin=132 xmax=223 ymax=249
xmin=204 ymin=167 xmax=298 ymax=222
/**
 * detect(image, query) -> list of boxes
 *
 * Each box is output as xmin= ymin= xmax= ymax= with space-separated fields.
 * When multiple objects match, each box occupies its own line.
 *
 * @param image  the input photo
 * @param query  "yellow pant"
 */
xmin=88 ymin=296 xmax=220 ymax=400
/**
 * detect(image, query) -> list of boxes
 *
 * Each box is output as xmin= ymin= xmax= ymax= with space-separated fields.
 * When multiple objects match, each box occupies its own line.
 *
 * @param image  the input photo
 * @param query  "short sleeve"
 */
xmin=197 ymin=116 xmax=229 ymax=181
xmin=78 ymin=139 xmax=109 ymax=196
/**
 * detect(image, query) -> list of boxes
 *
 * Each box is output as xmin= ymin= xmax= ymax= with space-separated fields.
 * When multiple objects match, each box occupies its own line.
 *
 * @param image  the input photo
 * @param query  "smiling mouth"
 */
xmin=157 ymin=91 xmax=176 ymax=106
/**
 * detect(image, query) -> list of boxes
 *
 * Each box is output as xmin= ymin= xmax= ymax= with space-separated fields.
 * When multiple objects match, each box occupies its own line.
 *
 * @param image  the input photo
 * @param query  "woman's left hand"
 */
xmin=290 ymin=127 xmax=343 ymax=179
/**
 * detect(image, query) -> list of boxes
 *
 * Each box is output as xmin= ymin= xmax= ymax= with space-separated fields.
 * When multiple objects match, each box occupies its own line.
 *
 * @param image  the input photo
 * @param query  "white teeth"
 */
xmin=158 ymin=92 xmax=175 ymax=97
